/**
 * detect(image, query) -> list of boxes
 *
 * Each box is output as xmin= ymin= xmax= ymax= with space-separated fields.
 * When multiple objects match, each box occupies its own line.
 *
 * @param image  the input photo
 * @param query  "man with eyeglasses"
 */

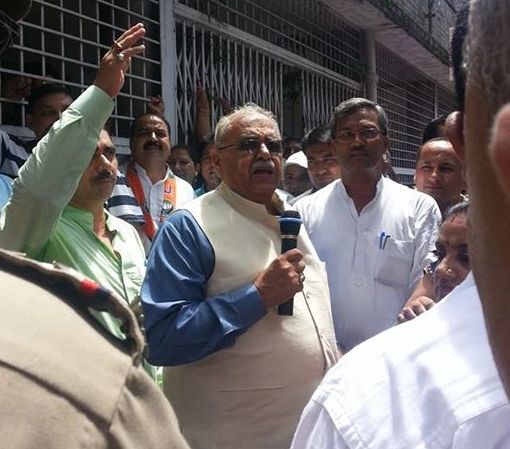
xmin=141 ymin=103 xmax=338 ymax=449
xmin=296 ymin=98 xmax=441 ymax=352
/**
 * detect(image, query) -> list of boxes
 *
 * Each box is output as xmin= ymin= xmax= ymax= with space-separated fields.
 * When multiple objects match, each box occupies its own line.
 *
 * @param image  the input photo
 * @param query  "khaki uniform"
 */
xmin=0 ymin=249 xmax=190 ymax=449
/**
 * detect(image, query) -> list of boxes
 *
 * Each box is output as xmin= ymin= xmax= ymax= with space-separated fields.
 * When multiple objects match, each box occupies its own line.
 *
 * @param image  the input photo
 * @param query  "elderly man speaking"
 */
xmin=142 ymin=104 xmax=338 ymax=449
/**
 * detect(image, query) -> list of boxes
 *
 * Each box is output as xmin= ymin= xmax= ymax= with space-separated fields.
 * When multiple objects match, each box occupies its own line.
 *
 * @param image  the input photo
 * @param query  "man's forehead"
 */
xmin=230 ymin=113 xmax=279 ymax=134
xmin=336 ymin=108 xmax=379 ymax=129
xmin=97 ymin=130 xmax=114 ymax=148
xmin=420 ymin=142 xmax=458 ymax=160
xmin=171 ymin=149 xmax=192 ymax=159
xmin=306 ymin=143 xmax=333 ymax=156
xmin=134 ymin=116 xmax=167 ymax=131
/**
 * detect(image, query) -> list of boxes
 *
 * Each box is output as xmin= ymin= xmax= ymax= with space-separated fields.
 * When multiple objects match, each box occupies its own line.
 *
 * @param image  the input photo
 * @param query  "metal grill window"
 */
xmin=175 ymin=19 xmax=284 ymax=143
xmin=301 ymin=71 xmax=360 ymax=132
xmin=0 ymin=0 xmax=162 ymax=150
xmin=376 ymin=43 xmax=436 ymax=184
xmin=177 ymin=0 xmax=363 ymax=82
xmin=174 ymin=1 xmax=362 ymax=143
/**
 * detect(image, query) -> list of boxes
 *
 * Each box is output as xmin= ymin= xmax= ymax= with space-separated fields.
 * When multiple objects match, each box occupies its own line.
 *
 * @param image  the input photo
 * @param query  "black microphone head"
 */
xmin=279 ymin=210 xmax=302 ymax=236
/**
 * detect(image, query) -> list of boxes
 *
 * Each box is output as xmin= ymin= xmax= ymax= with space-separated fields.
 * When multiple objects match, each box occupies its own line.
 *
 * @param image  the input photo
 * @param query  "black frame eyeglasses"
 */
xmin=334 ymin=127 xmax=382 ymax=144
xmin=218 ymin=138 xmax=283 ymax=155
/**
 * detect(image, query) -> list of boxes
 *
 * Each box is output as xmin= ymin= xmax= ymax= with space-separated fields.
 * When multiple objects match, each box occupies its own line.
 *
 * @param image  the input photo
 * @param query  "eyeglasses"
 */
xmin=0 ymin=9 xmax=20 ymax=57
xmin=218 ymin=138 xmax=283 ymax=155
xmin=334 ymin=127 xmax=382 ymax=144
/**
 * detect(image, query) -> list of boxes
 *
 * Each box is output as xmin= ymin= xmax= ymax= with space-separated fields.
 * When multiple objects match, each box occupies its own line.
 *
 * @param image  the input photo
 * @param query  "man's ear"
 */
xmin=445 ymin=111 xmax=465 ymax=163
xmin=383 ymin=134 xmax=390 ymax=152
xmin=489 ymin=104 xmax=510 ymax=203
xmin=210 ymin=146 xmax=223 ymax=177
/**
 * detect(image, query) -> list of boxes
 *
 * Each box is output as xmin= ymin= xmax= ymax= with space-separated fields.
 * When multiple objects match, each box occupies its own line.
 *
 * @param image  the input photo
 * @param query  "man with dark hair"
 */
xmin=0 ymin=83 xmax=73 ymax=178
xmin=0 ymin=25 xmax=147 ymax=340
xmin=296 ymin=97 xmax=441 ymax=351
xmin=299 ymin=125 xmax=341 ymax=196
xmin=291 ymin=3 xmax=510 ymax=447
xmin=282 ymin=136 xmax=302 ymax=160
xmin=0 ymin=17 xmax=191 ymax=448
xmin=107 ymin=113 xmax=194 ymax=255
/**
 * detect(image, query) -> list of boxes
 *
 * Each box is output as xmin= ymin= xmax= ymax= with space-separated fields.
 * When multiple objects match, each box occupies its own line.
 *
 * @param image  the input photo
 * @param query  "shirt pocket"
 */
xmin=374 ymin=236 xmax=414 ymax=287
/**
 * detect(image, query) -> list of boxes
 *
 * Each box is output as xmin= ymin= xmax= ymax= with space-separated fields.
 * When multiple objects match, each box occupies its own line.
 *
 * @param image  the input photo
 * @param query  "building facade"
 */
xmin=0 ymin=0 xmax=458 ymax=183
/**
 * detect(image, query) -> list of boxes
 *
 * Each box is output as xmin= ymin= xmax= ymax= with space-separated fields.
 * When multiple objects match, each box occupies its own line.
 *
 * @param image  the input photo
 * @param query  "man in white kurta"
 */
xmin=290 ymin=274 xmax=510 ymax=448
xmin=292 ymin=3 xmax=510 ymax=446
xmin=295 ymin=99 xmax=441 ymax=351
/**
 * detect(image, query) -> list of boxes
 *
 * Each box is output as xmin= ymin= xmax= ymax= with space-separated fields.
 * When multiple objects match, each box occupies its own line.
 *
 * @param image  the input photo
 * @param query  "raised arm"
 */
xmin=0 ymin=24 xmax=145 ymax=257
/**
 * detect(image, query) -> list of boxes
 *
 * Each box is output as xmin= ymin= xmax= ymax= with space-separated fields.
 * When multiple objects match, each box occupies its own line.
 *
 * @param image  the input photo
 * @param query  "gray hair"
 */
xmin=214 ymin=103 xmax=280 ymax=147
xmin=330 ymin=98 xmax=389 ymax=138
xmin=466 ymin=0 xmax=510 ymax=118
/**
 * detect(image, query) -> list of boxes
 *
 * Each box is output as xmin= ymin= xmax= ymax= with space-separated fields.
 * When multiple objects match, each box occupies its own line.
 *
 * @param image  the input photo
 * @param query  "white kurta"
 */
xmin=290 ymin=274 xmax=510 ymax=449
xmin=295 ymin=177 xmax=441 ymax=351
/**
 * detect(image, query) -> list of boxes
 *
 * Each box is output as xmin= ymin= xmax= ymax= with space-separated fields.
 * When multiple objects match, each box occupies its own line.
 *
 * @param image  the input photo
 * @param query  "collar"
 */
xmin=338 ymin=175 xmax=384 ymax=203
xmin=218 ymin=183 xmax=287 ymax=230
xmin=63 ymin=205 xmax=119 ymax=234
xmin=133 ymin=161 xmax=173 ymax=185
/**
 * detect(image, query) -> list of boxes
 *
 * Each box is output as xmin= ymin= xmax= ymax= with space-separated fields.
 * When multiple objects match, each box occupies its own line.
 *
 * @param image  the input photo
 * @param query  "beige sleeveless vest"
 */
xmin=164 ymin=184 xmax=338 ymax=449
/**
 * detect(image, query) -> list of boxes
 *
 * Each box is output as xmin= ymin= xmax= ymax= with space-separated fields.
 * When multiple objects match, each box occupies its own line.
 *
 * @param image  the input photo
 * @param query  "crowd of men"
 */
xmin=1 ymin=0 xmax=510 ymax=447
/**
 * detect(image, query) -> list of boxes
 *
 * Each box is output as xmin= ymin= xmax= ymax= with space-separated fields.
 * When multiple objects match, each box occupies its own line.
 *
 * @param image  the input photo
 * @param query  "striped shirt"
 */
xmin=0 ymin=130 xmax=37 ymax=178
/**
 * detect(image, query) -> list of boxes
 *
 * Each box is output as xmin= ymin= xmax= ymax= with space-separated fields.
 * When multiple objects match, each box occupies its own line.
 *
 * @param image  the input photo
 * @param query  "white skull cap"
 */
xmin=284 ymin=150 xmax=308 ymax=169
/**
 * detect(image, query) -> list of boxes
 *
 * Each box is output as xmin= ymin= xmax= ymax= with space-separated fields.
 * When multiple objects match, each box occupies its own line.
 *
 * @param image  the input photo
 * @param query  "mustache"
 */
xmin=143 ymin=141 xmax=161 ymax=150
xmin=92 ymin=170 xmax=116 ymax=183
xmin=251 ymin=161 xmax=275 ymax=172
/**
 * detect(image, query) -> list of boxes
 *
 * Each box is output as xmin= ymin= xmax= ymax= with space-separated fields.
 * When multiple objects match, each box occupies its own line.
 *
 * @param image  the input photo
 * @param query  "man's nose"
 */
xmin=430 ymin=167 xmax=442 ymax=180
xmin=315 ymin=164 xmax=327 ymax=175
xmin=257 ymin=142 xmax=271 ymax=159
xmin=351 ymin=133 xmax=364 ymax=147
xmin=98 ymin=153 xmax=114 ymax=169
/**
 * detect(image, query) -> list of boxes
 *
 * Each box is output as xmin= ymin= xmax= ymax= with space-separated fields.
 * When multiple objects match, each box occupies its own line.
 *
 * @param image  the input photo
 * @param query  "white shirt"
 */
xmin=290 ymin=274 xmax=510 ymax=449
xmin=120 ymin=161 xmax=195 ymax=253
xmin=130 ymin=161 xmax=195 ymax=219
xmin=295 ymin=177 xmax=441 ymax=350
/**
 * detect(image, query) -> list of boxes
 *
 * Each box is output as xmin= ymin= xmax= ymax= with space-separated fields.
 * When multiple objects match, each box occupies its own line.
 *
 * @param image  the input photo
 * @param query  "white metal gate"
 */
xmin=301 ymin=71 xmax=361 ymax=132
xmin=173 ymin=0 xmax=363 ymax=143
xmin=174 ymin=18 xmax=284 ymax=143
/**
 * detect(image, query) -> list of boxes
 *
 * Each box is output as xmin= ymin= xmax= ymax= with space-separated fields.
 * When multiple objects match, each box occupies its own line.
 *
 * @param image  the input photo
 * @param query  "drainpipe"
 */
xmin=365 ymin=29 xmax=378 ymax=101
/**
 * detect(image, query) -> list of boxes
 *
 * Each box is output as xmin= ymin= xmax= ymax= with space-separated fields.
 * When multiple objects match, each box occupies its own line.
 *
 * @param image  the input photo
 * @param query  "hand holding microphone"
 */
xmin=253 ymin=211 xmax=304 ymax=315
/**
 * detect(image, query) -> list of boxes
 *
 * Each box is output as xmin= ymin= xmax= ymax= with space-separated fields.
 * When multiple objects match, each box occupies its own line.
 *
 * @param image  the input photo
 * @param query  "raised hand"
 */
xmin=94 ymin=23 xmax=146 ymax=98
xmin=147 ymin=95 xmax=165 ymax=117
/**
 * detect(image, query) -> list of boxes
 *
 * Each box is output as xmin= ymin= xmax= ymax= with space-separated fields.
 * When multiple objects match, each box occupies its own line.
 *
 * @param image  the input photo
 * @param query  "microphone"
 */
xmin=278 ymin=210 xmax=302 ymax=316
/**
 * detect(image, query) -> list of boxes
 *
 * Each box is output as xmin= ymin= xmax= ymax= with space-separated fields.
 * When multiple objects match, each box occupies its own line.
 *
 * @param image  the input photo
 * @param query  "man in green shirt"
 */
xmin=0 ymin=24 xmax=146 ymax=339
